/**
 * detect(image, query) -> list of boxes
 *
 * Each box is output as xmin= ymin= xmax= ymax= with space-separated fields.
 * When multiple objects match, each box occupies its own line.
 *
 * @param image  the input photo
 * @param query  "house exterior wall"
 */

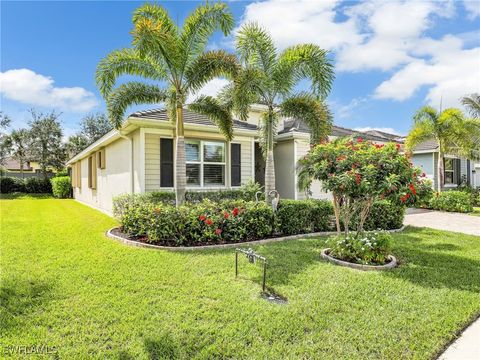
xmin=273 ymin=140 xmax=295 ymax=199
xmin=73 ymin=135 xmax=134 ymax=214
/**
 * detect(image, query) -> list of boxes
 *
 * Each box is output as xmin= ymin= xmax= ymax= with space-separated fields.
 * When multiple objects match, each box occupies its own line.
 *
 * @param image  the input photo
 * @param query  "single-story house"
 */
xmin=409 ymin=140 xmax=480 ymax=189
xmin=1 ymin=157 xmax=53 ymax=178
xmin=66 ymin=105 xmax=406 ymax=215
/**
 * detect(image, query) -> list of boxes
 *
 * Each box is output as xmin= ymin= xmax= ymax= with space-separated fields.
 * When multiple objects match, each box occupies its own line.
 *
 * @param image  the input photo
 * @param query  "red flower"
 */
xmin=199 ymin=215 xmax=206 ymax=221
xmin=336 ymin=155 xmax=346 ymax=161
xmin=215 ymin=228 xmax=222 ymax=235
xmin=396 ymin=143 xmax=401 ymax=150
xmin=205 ymin=218 xmax=213 ymax=226
xmin=374 ymin=144 xmax=384 ymax=149
xmin=232 ymin=207 xmax=239 ymax=217
xmin=357 ymin=137 xmax=363 ymax=143
xmin=355 ymin=173 xmax=361 ymax=185
xmin=400 ymin=193 xmax=410 ymax=202
xmin=421 ymin=172 xmax=426 ymax=177
xmin=409 ymin=183 xmax=417 ymax=195
xmin=413 ymin=172 xmax=417 ymax=177
xmin=223 ymin=211 xmax=230 ymax=219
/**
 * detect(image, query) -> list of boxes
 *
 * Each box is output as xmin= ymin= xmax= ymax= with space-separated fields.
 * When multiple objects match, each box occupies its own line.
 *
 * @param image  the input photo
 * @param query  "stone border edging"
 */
xmin=321 ymin=248 xmax=398 ymax=271
xmin=105 ymin=225 xmax=405 ymax=252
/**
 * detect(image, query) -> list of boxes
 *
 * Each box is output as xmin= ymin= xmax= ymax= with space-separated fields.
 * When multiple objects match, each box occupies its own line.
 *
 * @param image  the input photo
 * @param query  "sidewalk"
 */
xmin=438 ymin=317 xmax=480 ymax=360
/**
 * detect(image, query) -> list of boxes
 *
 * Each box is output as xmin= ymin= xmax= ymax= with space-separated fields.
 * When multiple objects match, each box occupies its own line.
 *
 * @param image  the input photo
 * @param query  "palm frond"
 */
xmin=180 ymin=2 xmax=234 ymax=69
xmin=230 ymin=67 xmax=265 ymax=121
xmin=106 ymin=82 xmax=168 ymax=128
xmin=276 ymin=44 xmax=335 ymax=98
xmin=185 ymin=50 xmax=239 ymax=92
xmin=236 ymin=22 xmax=277 ymax=74
xmin=188 ymin=96 xmax=233 ymax=141
xmin=96 ymin=48 xmax=166 ymax=97
xmin=131 ymin=8 xmax=180 ymax=74
xmin=280 ymin=93 xmax=332 ymax=145
xmin=461 ymin=93 xmax=480 ymax=118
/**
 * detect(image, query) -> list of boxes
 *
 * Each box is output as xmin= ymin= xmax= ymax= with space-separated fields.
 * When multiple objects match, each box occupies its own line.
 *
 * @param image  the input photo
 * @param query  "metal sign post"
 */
xmin=235 ymin=248 xmax=267 ymax=293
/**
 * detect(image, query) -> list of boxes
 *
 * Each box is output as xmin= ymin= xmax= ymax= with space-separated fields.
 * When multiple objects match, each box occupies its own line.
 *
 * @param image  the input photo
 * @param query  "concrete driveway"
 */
xmin=404 ymin=208 xmax=480 ymax=236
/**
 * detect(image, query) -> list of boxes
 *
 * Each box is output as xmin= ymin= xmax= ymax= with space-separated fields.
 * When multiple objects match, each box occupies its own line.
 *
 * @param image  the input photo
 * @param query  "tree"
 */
xmin=298 ymin=138 xmax=422 ymax=234
xmin=80 ymin=112 xmax=113 ymax=143
xmin=8 ymin=129 xmax=30 ymax=178
xmin=405 ymin=106 xmax=480 ymax=191
xmin=28 ymin=110 xmax=66 ymax=177
xmin=96 ymin=2 xmax=238 ymax=206
xmin=213 ymin=23 xmax=334 ymax=202
xmin=461 ymin=93 xmax=480 ymax=118
xmin=66 ymin=134 xmax=89 ymax=158
xmin=0 ymin=112 xmax=12 ymax=167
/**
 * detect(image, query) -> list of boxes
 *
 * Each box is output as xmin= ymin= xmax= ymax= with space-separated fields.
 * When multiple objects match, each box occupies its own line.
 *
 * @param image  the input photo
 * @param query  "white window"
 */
xmin=444 ymin=158 xmax=455 ymax=184
xmin=186 ymin=140 xmax=225 ymax=187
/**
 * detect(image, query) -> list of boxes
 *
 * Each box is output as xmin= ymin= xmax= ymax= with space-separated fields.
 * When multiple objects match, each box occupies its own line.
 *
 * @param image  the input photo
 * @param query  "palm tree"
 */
xmin=405 ymin=106 xmax=480 ymax=191
xmin=96 ymin=3 xmax=238 ymax=205
xmin=9 ymin=129 xmax=30 ymax=178
xmin=461 ymin=93 xmax=480 ymax=118
xmin=206 ymin=23 xmax=334 ymax=202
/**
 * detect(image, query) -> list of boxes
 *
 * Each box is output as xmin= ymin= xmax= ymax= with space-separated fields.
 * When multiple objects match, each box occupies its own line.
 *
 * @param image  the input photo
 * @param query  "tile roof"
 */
xmin=411 ymin=139 xmax=439 ymax=151
xmin=3 ymin=157 xmax=32 ymax=171
xmin=130 ymin=108 xmax=258 ymax=131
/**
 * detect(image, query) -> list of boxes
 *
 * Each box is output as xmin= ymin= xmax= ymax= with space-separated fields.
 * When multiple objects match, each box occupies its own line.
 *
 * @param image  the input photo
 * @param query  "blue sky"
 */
xmin=1 ymin=0 xmax=479 ymax=138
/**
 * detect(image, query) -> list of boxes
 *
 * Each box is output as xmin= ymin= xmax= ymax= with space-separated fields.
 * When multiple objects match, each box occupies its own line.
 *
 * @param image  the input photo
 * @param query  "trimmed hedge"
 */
xmin=362 ymin=200 xmax=405 ymax=230
xmin=276 ymin=199 xmax=334 ymax=235
xmin=51 ymin=176 xmax=71 ymax=198
xmin=429 ymin=191 xmax=473 ymax=213
xmin=0 ymin=176 xmax=52 ymax=194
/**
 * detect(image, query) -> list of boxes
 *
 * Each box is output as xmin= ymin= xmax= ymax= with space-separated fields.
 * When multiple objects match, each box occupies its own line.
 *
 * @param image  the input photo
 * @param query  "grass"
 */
xmin=470 ymin=207 xmax=480 ymax=217
xmin=1 ymin=197 xmax=479 ymax=359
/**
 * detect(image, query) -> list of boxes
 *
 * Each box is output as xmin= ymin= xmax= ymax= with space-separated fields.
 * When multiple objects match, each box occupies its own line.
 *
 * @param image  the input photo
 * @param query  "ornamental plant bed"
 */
xmin=321 ymin=248 xmax=398 ymax=271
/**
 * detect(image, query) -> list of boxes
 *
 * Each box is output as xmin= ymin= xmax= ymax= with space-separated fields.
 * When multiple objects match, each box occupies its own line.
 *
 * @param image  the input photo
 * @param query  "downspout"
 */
xmin=119 ymin=132 xmax=134 ymax=194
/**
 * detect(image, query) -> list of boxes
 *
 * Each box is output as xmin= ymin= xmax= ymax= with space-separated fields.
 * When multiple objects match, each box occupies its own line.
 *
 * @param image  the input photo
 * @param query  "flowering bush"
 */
xmin=327 ymin=230 xmax=393 ymax=265
xmin=298 ymin=137 xmax=425 ymax=234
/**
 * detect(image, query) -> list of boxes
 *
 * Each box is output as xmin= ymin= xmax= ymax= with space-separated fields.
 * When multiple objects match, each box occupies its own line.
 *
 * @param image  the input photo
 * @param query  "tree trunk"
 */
xmin=175 ymin=106 xmax=186 ymax=206
xmin=332 ymin=192 xmax=341 ymax=234
xmin=20 ymin=159 xmax=24 ymax=179
xmin=264 ymin=111 xmax=275 ymax=204
xmin=437 ymin=150 xmax=444 ymax=192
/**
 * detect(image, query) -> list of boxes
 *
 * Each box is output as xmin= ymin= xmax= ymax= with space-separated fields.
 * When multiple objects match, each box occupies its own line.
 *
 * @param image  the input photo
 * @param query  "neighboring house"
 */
xmin=1 ymin=157 xmax=53 ymax=178
xmin=66 ymin=105 xmax=404 ymax=215
xmin=409 ymin=140 xmax=480 ymax=190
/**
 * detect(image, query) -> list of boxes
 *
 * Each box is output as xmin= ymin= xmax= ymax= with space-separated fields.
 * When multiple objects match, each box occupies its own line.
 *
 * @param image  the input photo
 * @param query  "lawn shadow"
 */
xmin=383 ymin=233 xmax=480 ymax=292
xmin=144 ymin=333 xmax=180 ymax=360
xmin=0 ymin=193 xmax=53 ymax=200
xmin=0 ymin=276 xmax=55 ymax=331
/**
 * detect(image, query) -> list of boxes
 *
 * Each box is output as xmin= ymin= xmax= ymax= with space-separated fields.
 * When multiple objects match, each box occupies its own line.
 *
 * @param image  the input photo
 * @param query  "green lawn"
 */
xmin=1 ymin=197 xmax=480 ymax=359
xmin=471 ymin=207 xmax=480 ymax=217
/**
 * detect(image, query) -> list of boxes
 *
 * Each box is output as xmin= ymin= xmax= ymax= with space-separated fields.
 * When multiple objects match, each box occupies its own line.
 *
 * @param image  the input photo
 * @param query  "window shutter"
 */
xmin=97 ymin=148 xmax=106 ymax=169
xmin=88 ymin=156 xmax=97 ymax=189
xmin=77 ymin=162 xmax=82 ymax=188
xmin=160 ymin=138 xmax=174 ymax=187
xmin=71 ymin=164 xmax=76 ymax=187
xmin=456 ymin=159 xmax=461 ymax=185
xmin=231 ymin=143 xmax=241 ymax=186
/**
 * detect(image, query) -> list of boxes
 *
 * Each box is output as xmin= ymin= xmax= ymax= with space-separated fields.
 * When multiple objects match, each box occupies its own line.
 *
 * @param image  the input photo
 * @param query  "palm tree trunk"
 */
xmin=175 ymin=106 xmax=186 ymax=206
xmin=437 ymin=149 xmax=444 ymax=192
xmin=264 ymin=111 xmax=275 ymax=204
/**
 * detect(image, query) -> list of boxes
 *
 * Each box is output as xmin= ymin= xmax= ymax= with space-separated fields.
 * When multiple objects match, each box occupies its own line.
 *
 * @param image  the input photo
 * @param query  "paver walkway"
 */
xmin=404 ymin=208 xmax=480 ymax=359
xmin=404 ymin=209 xmax=480 ymax=236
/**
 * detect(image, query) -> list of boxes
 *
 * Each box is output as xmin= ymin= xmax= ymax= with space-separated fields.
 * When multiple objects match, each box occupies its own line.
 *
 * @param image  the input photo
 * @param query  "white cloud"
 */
xmin=463 ymin=0 xmax=480 ymax=20
xmin=354 ymin=127 xmax=403 ymax=136
xmin=332 ymin=97 xmax=369 ymax=119
xmin=0 ymin=69 xmax=98 ymax=112
xmin=187 ymin=78 xmax=229 ymax=104
xmin=374 ymin=35 xmax=480 ymax=108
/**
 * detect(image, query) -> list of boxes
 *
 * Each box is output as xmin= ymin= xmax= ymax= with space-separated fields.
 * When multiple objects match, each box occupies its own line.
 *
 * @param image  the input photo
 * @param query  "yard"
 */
xmin=1 ymin=196 xmax=480 ymax=359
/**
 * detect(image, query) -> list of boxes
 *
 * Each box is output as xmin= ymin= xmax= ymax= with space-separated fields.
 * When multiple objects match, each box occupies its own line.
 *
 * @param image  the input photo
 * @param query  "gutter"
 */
xmin=119 ymin=132 xmax=135 ymax=194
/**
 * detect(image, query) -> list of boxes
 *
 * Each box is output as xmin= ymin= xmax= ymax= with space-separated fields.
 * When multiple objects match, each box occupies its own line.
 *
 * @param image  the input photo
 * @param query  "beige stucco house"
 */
xmin=67 ymin=105 xmax=399 ymax=215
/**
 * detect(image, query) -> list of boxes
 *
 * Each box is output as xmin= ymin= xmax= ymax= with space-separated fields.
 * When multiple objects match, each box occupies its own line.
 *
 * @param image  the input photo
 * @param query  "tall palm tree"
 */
xmin=405 ymin=106 xmax=480 ymax=191
xmin=96 ymin=3 xmax=238 ymax=205
xmin=204 ymin=23 xmax=334 ymax=202
xmin=9 ymin=129 xmax=30 ymax=178
xmin=461 ymin=93 xmax=480 ymax=118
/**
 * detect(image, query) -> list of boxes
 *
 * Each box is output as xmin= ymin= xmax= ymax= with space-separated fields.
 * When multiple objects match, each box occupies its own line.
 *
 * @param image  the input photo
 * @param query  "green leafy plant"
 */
xmin=24 ymin=177 xmax=52 ymax=193
xmin=0 ymin=177 xmax=25 ymax=193
xmin=51 ymin=176 xmax=71 ymax=198
xmin=327 ymin=230 xmax=393 ymax=265
xmin=429 ymin=191 xmax=473 ymax=213
xmin=276 ymin=199 xmax=334 ymax=235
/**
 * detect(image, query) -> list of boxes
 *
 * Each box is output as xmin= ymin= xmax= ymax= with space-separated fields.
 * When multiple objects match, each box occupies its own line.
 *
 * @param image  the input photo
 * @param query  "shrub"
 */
xmin=327 ymin=230 xmax=392 ymax=265
xmin=414 ymin=179 xmax=434 ymax=208
xmin=120 ymin=199 xmax=275 ymax=246
xmin=457 ymin=184 xmax=480 ymax=207
xmin=276 ymin=199 xmax=334 ymax=235
xmin=309 ymin=199 xmax=335 ymax=231
xmin=51 ymin=176 xmax=71 ymax=198
xmin=54 ymin=168 xmax=69 ymax=177
xmin=0 ymin=177 xmax=25 ymax=193
xmin=24 ymin=177 xmax=52 ymax=193
xmin=429 ymin=191 xmax=473 ymax=213
xmin=351 ymin=200 xmax=405 ymax=231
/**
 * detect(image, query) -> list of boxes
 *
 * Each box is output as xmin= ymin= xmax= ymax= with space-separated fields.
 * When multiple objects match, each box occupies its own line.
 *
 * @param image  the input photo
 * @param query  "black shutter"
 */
xmin=231 ymin=143 xmax=241 ymax=186
xmin=456 ymin=158 xmax=461 ymax=185
xmin=160 ymin=138 xmax=174 ymax=187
